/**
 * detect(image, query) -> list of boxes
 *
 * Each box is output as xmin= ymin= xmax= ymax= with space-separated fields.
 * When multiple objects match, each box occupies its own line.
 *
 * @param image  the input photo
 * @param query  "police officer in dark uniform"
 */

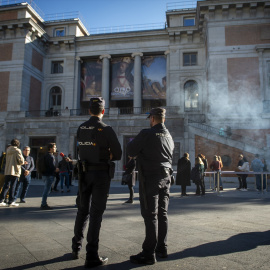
xmin=127 ymin=107 xmax=174 ymax=265
xmin=72 ymin=97 xmax=122 ymax=268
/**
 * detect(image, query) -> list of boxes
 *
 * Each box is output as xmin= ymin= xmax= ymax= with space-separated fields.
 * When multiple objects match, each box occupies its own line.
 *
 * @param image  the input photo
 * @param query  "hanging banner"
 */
xmin=142 ymin=56 xmax=166 ymax=100
xmin=111 ymin=57 xmax=134 ymax=100
xmin=80 ymin=59 xmax=102 ymax=101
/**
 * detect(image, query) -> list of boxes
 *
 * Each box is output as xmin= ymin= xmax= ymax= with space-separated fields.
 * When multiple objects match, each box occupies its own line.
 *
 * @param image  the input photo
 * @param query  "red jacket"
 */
xmin=210 ymin=160 xmax=221 ymax=171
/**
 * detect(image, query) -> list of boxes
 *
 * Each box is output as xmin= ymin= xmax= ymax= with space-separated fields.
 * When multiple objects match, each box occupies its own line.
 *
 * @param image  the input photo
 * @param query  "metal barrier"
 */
xmin=45 ymin=170 xmax=268 ymax=196
xmin=204 ymin=171 xmax=268 ymax=195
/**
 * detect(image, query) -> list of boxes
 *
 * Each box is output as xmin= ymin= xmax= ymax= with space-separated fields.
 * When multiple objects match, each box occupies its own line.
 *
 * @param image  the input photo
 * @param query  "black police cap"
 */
xmin=147 ymin=107 xmax=166 ymax=118
xmin=89 ymin=97 xmax=105 ymax=109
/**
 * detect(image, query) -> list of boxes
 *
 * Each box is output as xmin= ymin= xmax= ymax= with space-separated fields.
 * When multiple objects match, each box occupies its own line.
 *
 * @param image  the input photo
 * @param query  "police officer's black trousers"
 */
xmin=139 ymin=175 xmax=170 ymax=257
xmin=72 ymin=170 xmax=110 ymax=258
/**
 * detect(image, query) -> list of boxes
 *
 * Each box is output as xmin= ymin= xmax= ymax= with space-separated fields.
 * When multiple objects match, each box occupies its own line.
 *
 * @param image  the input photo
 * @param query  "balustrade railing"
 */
xmin=70 ymin=108 xmax=89 ymax=116
xmin=26 ymin=109 xmax=61 ymax=117
xmin=26 ymin=106 xmax=182 ymax=118
xmin=188 ymin=120 xmax=265 ymax=150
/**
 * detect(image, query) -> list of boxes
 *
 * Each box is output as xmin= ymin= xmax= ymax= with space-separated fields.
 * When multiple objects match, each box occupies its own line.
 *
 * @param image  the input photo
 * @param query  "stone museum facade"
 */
xmin=0 ymin=0 xmax=269 ymax=172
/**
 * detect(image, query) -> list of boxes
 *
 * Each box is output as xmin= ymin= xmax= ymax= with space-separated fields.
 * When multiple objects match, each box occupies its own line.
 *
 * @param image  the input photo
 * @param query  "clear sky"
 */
xmin=34 ymin=0 xmax=172 ymax=31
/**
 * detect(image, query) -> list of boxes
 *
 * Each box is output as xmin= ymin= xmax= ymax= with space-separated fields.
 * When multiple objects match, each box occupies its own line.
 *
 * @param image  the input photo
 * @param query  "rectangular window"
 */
xmin=184 ymin=17 xmax=195 ymax=26
xmin=183 ymin=53 xmax=197 ymax=66
xmin=51 ymin=61 xmax=64 ymax=74
xmin=55 ymin=28 xmax=65 ymax=37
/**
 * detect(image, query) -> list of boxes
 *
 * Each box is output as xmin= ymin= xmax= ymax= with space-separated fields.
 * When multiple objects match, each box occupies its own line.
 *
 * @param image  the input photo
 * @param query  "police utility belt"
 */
xmin=77 ymin=160 xmax=115 ymax=179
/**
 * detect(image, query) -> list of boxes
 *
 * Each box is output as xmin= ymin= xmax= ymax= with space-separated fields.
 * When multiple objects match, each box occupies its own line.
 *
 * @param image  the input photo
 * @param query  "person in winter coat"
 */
xmin=210 ymin=155 xmax=222 ymax=191
xmin=251 ymin=154 xmax=265 ymax=191
xmin=58 ymin=155 xmax=71 ymax=193
xmin=176 ymin=153 xmax=191 ymax=196
xmin=123 ymin=156 xmax=136 ymax=203
xmin=193 ymin=157 xmax=205 ymax=195
xmin=236 ymin=154 xmax=244 ymax=190
xmin=0 ymin=139 xmax=24 ymax=206
xmin=14 ymin=146 xmax=35 ymax=203
xmin=198 ymin=154 xmax=207 ymax=192
xmin=217 ymin=156 xmax=224 ymax=190
xmin=237 ymin=156 xmax=249 ymax=191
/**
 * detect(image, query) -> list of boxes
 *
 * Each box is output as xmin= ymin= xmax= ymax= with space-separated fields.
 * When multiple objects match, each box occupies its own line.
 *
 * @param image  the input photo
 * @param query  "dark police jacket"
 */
xmin=77 ymin=116 xmax=122 ymax=165
xmin=127 ymin=123 xmax=174 ymax=175
xmin=20 ymin=155 xmax=35 ymax=179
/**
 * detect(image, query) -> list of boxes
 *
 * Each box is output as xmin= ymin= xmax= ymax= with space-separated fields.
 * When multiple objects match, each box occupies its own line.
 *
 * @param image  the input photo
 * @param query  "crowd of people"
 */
xmin=0 ymin=140 xmax=74 ymax=208
xmin=175 ymin=152 xmax=268 ymax=196
xmin=0 ymin=97 xmax=268 ymax=268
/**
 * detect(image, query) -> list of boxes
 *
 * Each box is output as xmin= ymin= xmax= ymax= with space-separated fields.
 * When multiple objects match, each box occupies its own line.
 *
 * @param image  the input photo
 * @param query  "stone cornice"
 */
xmin=256 ymin=44 xmax=270 ymax=51
xmin=198 ymin=0 xmax=270 ymax=25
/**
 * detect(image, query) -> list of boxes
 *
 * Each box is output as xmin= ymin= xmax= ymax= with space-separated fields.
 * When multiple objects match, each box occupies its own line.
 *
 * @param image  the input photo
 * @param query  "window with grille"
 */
xmin=183 ymin=53 xmax=197 ymax=66
xmin=51 ymin=61 xmax=64 ymax=74
xmin=184 ymin=80 xmax=199 ymax=110
xmin=184 ymin=17 xmax=195 ymax=26
xmin=50 ymin=87 xmax=62 ymax=110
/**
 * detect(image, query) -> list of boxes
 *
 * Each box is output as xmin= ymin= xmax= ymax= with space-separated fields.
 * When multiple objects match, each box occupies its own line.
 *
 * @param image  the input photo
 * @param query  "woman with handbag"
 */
xmin=122 ymin=156 xmax=136 ymax=203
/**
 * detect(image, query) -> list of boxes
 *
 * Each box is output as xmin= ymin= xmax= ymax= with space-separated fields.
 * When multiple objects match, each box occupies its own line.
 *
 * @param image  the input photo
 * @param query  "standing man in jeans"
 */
xmin=40 ymin=143 xmax=59 ymax=210
xmin=127 ymin=107 xmax=174 ymax=265
xmin=0 ymin=139 xmax=24 ymax=207
xmin=14 ymin=146 xmax=35 ymax=203
xmin=251 ymin=154 xmax=265 ymax=191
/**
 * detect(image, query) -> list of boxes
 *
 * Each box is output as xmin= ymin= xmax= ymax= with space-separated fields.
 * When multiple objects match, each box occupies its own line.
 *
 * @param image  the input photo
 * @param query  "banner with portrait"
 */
xmin=111 ymin=57 xmax=134 ymax=100
xmin=142 ymin=56 xmax=166 ymax=100
xmin=80 ymin=59 xmax=102 ymax=101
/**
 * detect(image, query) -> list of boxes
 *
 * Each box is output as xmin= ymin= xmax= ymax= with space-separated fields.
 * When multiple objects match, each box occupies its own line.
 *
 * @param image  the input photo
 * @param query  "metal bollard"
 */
xmin=261 ymin=173 xmax=263 ymax=194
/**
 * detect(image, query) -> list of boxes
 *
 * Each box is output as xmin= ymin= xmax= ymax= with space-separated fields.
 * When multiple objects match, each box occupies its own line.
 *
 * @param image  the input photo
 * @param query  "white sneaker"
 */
xmin=9 ymin=202 xmax=19 ymax=207
xmin=0 ymin=202 xmax=7 ymax=206
xmin=242 ymin=188 xmax=247 ymax=191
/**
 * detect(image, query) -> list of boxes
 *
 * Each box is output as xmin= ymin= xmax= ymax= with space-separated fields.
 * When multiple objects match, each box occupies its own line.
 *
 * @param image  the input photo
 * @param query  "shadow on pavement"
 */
xmin=168 ymin=230 xmax=270 ymax=260
xmin=2 ymin=253 xmax=75 ymax=270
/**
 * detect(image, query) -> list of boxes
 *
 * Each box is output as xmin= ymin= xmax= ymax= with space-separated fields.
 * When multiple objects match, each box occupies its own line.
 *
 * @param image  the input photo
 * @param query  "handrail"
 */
xmin=26 ymin=109 xmax=61 ymax=117
xmin=116 ymin=170 xmax=268 ymax=195
xmin=89 ymin=23 xmax=166 ymax=35
xmin=166 ymin=1 xmax=198 ymax=11
xmin=118 ymin=106 xmax=181 ymax=115
xmin=204 ymin=171 xmax=268 ymax=195
xmin=0 ymin=0 xmax=44 ymax=18
xmin=188 ymin=120 xmax=265 ymax=150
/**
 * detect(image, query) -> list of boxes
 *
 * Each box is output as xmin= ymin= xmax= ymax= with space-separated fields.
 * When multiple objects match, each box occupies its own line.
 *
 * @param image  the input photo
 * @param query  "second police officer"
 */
xmin=127 ymin=107 xmax=174 ymax=265
xmin=71 ymin=97 xmax=122 ymax=268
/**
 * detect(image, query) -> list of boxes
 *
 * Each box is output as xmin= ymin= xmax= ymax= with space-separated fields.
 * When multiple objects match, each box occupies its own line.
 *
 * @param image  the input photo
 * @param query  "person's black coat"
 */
xmin=123 ymin=158 xmax=136 ymax=186
xmin=176 ymin=157 xmax=191 ymax=186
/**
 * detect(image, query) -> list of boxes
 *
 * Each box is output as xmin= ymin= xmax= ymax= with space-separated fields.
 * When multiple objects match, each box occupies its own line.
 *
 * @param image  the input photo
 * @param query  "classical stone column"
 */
xmin=74 ymin=56 xmax=81 ymax=110
xmin=99 ymin=54 xmax=111 ymax=111
xmin=164 ymin=50 xmax=170 ymax=106
xmin=132 ymin=52 xmax=143 ymax=114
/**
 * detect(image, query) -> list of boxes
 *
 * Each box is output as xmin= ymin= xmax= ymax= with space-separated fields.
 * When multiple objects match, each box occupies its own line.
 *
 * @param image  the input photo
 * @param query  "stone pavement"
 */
xmin=0 ymin=178 xmax=269 ymax=270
